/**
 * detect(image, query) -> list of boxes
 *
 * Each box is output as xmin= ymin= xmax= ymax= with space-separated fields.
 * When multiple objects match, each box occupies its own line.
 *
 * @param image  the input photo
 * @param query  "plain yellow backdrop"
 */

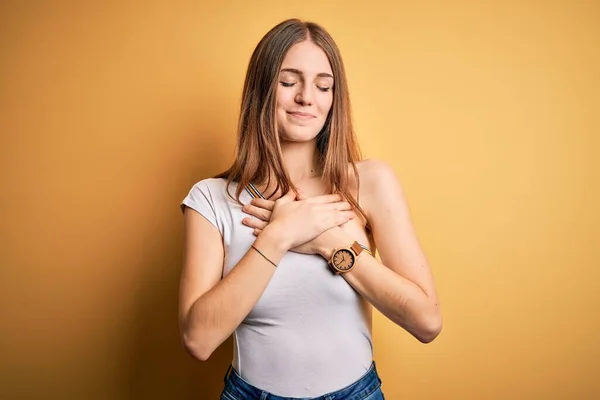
xmin=1 ymin=1 xmax=598 ymax=399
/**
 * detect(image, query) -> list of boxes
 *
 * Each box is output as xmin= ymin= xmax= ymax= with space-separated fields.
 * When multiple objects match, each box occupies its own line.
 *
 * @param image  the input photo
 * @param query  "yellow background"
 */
xmin=2 ymin=1 xmax=598 ymax=399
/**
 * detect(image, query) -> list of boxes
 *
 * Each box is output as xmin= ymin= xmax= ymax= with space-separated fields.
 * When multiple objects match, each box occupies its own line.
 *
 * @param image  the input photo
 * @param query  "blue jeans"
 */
xmin=220 ymin=362 xmax=385 ymax=400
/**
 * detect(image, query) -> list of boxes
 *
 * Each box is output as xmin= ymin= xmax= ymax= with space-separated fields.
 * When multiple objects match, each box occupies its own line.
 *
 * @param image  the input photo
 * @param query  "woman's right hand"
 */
xmin=263 ymin=190 xmax=355 ymax=250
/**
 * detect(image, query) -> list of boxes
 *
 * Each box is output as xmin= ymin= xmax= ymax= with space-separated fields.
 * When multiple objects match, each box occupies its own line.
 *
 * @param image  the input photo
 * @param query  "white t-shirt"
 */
xmin=181 ymin=178 xmax=373 ymax=397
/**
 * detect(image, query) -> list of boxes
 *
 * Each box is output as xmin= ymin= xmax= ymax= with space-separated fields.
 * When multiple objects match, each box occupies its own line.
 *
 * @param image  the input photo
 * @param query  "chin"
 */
xmin=278 ymin=125 xmax=324 ymax=143
xmin=279 ymin=134 xmax=320 ymax=144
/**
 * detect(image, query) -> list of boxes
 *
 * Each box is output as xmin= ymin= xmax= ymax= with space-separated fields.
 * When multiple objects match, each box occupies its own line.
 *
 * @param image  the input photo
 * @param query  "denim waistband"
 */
xmin=222 ymin=361 xmax=382 ymax=400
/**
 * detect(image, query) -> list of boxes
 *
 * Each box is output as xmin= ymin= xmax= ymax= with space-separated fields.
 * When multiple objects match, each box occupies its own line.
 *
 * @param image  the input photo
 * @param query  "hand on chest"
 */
xmin=295 ymin=179 xmax=370 ymax=248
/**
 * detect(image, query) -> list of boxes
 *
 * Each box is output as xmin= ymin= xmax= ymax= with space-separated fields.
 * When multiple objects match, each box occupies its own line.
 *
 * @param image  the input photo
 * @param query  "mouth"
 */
xmin=287 ymin=111 xmax=316 ymax=119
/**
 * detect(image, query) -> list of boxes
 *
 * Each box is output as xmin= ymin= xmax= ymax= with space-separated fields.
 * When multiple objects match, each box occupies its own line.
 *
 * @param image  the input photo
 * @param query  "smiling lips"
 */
xmin=287 ymin=111 xmax=316 ymax=119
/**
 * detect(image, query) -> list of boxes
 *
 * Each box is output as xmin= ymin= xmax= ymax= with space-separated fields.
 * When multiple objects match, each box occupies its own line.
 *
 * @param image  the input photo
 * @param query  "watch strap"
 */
xmin=350 ymin=241 xmax=363 ymax=257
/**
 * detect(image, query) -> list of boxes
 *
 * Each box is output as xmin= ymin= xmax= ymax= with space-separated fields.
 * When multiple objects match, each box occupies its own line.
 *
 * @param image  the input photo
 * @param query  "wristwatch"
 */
xmin=328 ymin=241 xmax=364 ymax=274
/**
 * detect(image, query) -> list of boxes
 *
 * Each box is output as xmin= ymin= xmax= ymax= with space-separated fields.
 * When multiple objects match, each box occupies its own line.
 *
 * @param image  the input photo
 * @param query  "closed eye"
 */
xmin=280 ymin=81 xmax=331 ymax=92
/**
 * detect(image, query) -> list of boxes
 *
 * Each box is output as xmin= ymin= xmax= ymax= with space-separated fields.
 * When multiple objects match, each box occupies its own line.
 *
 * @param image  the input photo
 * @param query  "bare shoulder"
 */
xmin=355 ymin=159 xmax=404 ymax=212
xmin=356 ymin=158 xmax=399 ymax=187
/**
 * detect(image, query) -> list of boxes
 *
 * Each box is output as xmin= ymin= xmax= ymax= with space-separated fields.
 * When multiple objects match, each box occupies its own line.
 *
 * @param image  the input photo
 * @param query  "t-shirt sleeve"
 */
xmin=180 ymin=180 xmax=218 ymax=229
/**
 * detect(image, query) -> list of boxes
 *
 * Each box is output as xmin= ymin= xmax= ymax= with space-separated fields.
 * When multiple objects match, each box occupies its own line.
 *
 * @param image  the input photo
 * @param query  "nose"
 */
xmin=295 ymin=84 xmax=313 ymax=106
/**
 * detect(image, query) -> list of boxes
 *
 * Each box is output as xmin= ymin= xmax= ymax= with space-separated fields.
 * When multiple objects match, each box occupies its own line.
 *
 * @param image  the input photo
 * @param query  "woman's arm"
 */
xmin=179 ymin=192 xmax=355 ymax=361
xmin=319 ymin=160 xmax=442 ymax=343
xmin=179 ymin=209 xmax=285 ymax=361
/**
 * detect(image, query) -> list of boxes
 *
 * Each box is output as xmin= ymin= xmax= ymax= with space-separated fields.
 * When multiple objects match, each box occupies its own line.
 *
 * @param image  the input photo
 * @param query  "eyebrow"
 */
xmin=280 ymin=68 xmax=334 ymax=79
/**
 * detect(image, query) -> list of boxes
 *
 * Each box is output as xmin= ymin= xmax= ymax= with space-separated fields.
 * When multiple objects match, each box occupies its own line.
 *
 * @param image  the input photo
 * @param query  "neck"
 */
xmin=280 ymin=139 xmax=322 ymax=183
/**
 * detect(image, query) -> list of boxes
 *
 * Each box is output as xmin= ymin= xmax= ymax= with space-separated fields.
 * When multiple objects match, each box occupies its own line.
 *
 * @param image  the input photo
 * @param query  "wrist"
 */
xmin=258 ymin=223 xmax=292 ymax=255
xmin=318 ymin=227 xmax=353 ymax=260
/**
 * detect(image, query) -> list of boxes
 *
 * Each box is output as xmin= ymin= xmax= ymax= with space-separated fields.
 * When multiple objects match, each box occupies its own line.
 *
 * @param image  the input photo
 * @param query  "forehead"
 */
xmin=281 ymin=40 xmax=333 ymax=76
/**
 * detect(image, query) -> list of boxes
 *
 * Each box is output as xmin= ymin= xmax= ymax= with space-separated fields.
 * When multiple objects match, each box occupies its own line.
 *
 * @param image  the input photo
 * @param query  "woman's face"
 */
xmin=276 ymin=40 xmax=334 ymax=143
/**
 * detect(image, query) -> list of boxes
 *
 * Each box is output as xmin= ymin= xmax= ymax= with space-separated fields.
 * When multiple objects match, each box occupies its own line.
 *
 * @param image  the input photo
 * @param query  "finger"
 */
xmin=242 ymin=217 xmax=268 ymax=230
xmin=276 ymin=190 xmax=296 ymax=204
xmin=323 ymin=201 xmax=352 ymax=211
xmin=295 ymin=188 xmax=308 ymax=201
xmin=253 ymin=228 xmax=263 ymax=236
xmin=308 ymin=193 xmax=344 ymax=204
xmin=242 ymin=204 xmax=272 ymax=221
xmin=337 ymin=211 xmax=356 ymax=223
xmin=250 ymin=198 xmax=275 ymax=211
xmin=322 ymin=211 xmax=356 ymax=230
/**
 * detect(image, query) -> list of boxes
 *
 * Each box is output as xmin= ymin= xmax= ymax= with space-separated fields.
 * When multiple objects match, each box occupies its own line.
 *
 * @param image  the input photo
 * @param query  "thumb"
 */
xmin=278 ymin=189 xmax=296 ymax=204
xmin=295 ymin=188 xmax=308 ymax=201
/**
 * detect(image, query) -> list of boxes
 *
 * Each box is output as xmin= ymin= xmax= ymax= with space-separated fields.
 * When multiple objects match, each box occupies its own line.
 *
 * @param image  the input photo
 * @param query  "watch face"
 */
xmin=333 ymin=249 xmax=355 ymax=271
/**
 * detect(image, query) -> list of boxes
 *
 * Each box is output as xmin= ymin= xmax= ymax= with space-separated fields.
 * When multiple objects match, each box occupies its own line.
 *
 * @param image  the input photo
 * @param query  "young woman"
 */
xmin=180 ymin=18 xmax=442 ymax=400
